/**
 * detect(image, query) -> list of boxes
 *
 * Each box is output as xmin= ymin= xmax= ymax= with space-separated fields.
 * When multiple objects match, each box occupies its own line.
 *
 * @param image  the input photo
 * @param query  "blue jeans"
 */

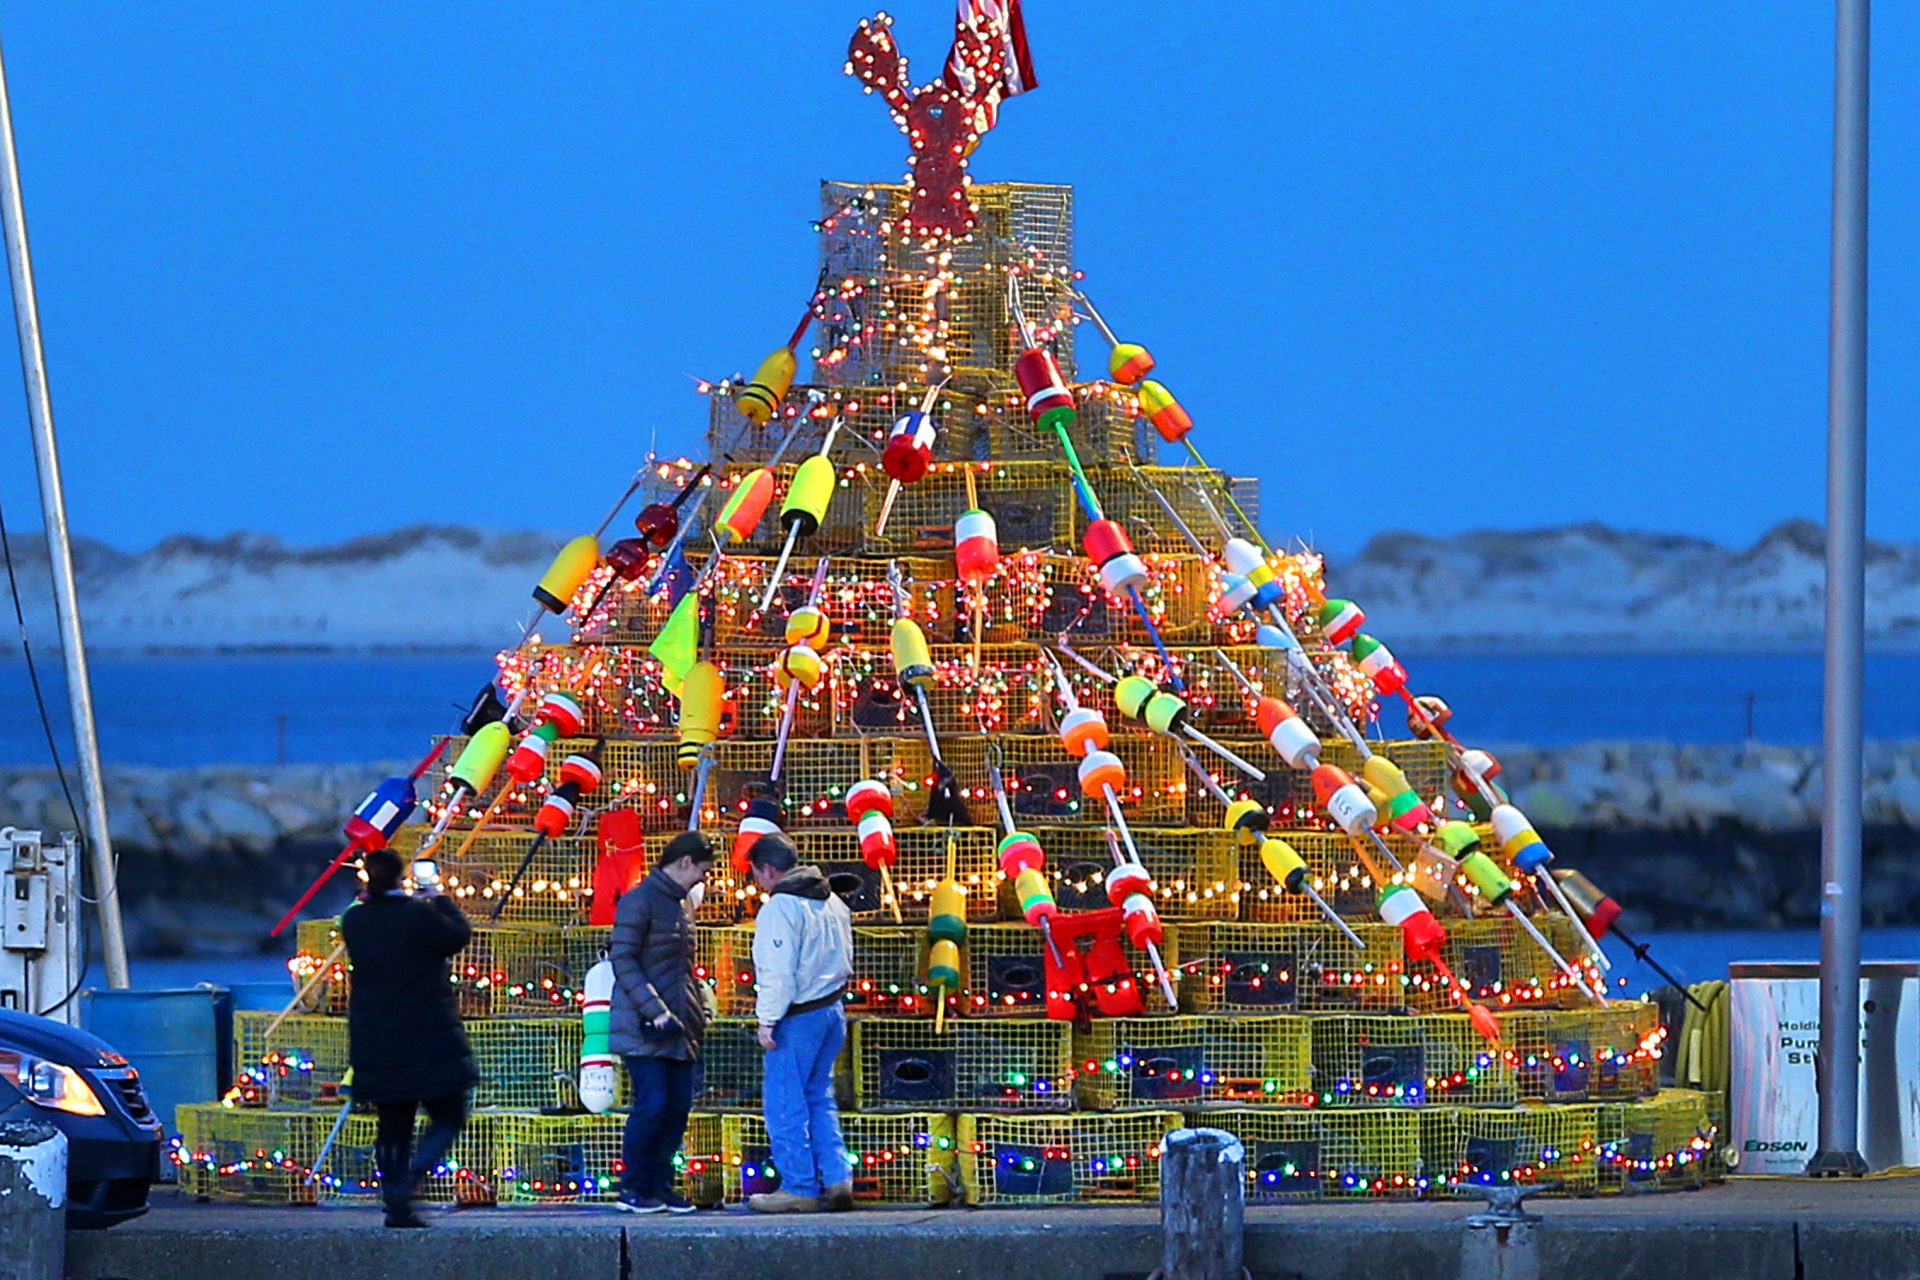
xmin=621 ymin=1056 xmax=694 ymax=1201
xmin=761 ymin=1003 xmax=848 ymax=1199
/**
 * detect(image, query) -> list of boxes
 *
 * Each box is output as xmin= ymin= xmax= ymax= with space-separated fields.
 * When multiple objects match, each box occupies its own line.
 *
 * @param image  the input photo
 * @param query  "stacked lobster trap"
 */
xmin=178 ymin=181 xmax=1717 ymax=1209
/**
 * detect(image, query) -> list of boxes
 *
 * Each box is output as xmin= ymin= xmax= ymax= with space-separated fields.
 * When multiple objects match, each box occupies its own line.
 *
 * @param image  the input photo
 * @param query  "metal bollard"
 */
xmin=1457 ymin=1181 xmax=1554 ymax=1280
xmin=0 ymin=1117 xmax=66 ymax=1280
xmin=1155 ymin=1126 xmax=1245 ymax=1280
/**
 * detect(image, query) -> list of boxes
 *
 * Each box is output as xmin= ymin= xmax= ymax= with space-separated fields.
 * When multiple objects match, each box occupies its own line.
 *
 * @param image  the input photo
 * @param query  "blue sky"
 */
xmin=0 ymin=2 xmax=1912 ymax=559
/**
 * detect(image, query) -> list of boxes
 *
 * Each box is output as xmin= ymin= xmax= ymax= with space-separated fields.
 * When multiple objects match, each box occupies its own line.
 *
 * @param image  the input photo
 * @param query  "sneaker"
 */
xmin=615 ymin=1196 xmax=666 ymax=1214
xmin=820 ymin=1182 xmax=855 ymax=1212
xmin=748 ymin=1190 xmax=821 ymax=1215
xmin=656 ymin=1192 xmax=699 ymax=1215
xmin=384 ymin=1206 xmax=430 ymax=1229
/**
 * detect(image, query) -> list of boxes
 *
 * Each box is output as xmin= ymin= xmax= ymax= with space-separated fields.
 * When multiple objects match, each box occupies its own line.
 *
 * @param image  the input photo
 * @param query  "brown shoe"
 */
xmin=748 ymin=1190 xmax=821 ymax=1215
xmin=820 ymin=1182 xmax=854 ymax=1212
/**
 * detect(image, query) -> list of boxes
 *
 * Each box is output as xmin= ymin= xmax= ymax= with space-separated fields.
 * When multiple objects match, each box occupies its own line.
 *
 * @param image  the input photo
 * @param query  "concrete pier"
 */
xmin=65 ymin=1180 xmax=1920 ymax=1280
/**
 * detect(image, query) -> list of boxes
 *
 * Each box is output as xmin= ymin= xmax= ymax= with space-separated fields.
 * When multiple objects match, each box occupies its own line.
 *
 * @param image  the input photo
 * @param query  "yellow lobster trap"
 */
xmin=721 ymin=1112 xmax=958 ymax=1205
xmin=955 ymin=1111 xmax=1180 ymax=1205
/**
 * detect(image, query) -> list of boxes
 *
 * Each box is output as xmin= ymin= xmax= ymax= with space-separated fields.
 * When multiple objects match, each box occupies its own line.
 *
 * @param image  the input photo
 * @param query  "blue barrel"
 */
xmin=226 ymin=981 xmax=293 ymax=1013
xmin=81 ymin=987 xmax=232 ymax=1167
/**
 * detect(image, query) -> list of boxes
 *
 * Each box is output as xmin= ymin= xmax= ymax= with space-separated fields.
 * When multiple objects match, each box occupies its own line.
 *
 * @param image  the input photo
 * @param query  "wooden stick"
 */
xmin=879 ymin=861 xmax=903 ymax=925
xmin=446 ymin=784 xmax=517 ymax=864
xmin=264 ymin=941 xmax=345 ymax=1041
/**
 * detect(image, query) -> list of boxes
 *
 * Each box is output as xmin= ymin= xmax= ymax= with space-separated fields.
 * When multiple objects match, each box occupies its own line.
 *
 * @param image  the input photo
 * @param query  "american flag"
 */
xmin=945 ymin=0 xmax=1038 ymax=118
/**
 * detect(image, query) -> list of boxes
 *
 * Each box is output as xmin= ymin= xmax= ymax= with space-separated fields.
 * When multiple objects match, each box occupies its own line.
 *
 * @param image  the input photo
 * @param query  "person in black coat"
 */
xmin=608 ymin=830 xmax=715 ymax=1213
xmin=339 ymin=847 xmax=477 ymax=1228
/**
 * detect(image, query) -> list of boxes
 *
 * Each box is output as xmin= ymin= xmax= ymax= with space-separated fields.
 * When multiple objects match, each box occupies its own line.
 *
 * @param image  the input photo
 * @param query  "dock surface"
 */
xmin=65 ymin=1178 xmax=1920 ymax=1280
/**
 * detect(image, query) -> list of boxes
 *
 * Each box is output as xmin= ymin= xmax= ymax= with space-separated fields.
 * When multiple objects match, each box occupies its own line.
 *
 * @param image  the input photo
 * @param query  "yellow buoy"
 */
xmin=890 ymin=618 xmax=933 ymax=688
xmin=448 ymin=721 xmax=512 ymax=793
xmin=533 ymin=535 xmax=600 ymax=614
xmin=739 ymin=347 xmax=797 ymax=426
xmin=676 ymin=660 xmax=723 ymax=770
xmin=780 ymin=453 xmax=837 ymax=535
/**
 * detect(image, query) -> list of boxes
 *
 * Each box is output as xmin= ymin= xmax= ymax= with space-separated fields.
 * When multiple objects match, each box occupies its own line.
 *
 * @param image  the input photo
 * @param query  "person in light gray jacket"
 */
xmin=745 ymin=832 xmax=854 ymax=1213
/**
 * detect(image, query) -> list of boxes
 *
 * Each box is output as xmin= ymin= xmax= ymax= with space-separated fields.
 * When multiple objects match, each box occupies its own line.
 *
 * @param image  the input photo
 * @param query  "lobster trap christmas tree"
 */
xmin=177 ymin=3 xmax=1719 ymax=1209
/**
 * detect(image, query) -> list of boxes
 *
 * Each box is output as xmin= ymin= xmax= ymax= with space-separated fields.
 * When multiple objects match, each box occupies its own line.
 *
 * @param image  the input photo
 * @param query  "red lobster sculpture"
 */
xmin=846 ymin=7 xmax=1033 ymax=242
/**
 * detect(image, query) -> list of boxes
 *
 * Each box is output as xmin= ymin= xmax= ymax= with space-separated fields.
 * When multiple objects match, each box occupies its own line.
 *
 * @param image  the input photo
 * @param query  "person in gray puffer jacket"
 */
xmin=609 ymin=830 xmax=715 ymax=1213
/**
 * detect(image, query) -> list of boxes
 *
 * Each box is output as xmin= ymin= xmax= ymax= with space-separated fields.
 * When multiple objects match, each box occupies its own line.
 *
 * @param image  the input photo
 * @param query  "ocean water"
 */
xmin=1 ymin=649 xmax=1916 ymax=768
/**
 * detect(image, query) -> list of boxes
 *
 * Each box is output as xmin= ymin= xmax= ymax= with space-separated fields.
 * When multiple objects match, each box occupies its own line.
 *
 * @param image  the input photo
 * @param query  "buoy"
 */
xmin=997 ymin=832 xmax=1045 ymax=879
xmin=540 ymin=692 xmax=585 ymax=739
xmin=1349 ymin=633 xmax=1408 ymax=696
xmin=1490 ymin=803 xmax=1552 ymax=873
xmin=1119 ymin=895 xmax=1164 ymax=950
xmin=1083 ymin=518 xmax=1148 ymax=596
xmin=559 ymin=749 xmax=603 ymax=793
xmin=929 ymin=880 xmax=967 ymax=945
xmin=1105 ymin=860 xmax=1154 ymax=909
xmin=447 ymin=722 xmax=511 ymax=796
xmin=533 ymin=535 xmax=600 ymax=614
xmin=844 ymin=779 xmax=893 ymax=822
xmin=890 ymin=618 xmax=934 ymax=689
xmin=1136 ymin=379 xmax=1191 ymax=443
xmin=1361 ymin=755 xmax=1432 ymax=833
xmin=1014 ymin=867 xmax=1057 ymax=928
xmin=955 ymin=509 xmax=1000 ymax=584
xmin=601 ymin=537 xmax=652 ymax=586
xmin=1014 ymin=347 xmax=1076 ymax=433
xmin=1318 ymin=598 xmax=1366 ymax=645
xmin=717 ymin=469 xmax=776 ymax=546
xmin=1077 ymin=749 xmax=1127 ymax=797
xmin=772 ymin=642 xmax=825 ymax=692
xmin=1311 ymin=763 xmax=1379 ymax=837
xmin=343 ymin=773 xmax=418 ymax=851
xmin=927 ymin=939 xmax=962 ymax=990
xmin=1223 ymin=798 xmax=1270 ymax=846
xmin=857 ymin=809 xmax=897 ymax=870
xmin=1254 ymin=696 xmax=1320 ymax=769
xmin=1258 ymin=836 xmax=1309 ymax=892
xmin=1114 ymin=675 xmax=1189 ymax=736
xmin=739 ymin=347 xmax=796 ymax=426
xmin=676 ymin=661 xmax=723 ymax=771
xmin=785 ymin=605 xmax=830 ymax=649
xmin=1109 ymin=341 xmax=1154 ymax=386
xmin=1551 ymin=869 xmax=1622 ymax=939
xmin=731 ymin=796 xmax=783 ymax=876
xmin=506 ymin=721 xmax=559 ymax=783
xmin=779 ymin=454 xmax=837 ymax=538
xmin=882 ymin=410 xmax=937 ymax=484
xmin=578 ymin=958 xmax=617 ymax=1114
xmin=1216 ymin=573 xmax=1257 ymax=613
xmin=1377 ymin=884 xmax=1447 ymax=962
xmin=1059 ymin=706 xmax=1111 ymax=756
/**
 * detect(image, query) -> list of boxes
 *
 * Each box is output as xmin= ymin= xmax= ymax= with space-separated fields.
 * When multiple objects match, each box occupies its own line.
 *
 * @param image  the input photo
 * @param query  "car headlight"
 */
xmin=0 ymin=1048 xmax=106 ymax=1116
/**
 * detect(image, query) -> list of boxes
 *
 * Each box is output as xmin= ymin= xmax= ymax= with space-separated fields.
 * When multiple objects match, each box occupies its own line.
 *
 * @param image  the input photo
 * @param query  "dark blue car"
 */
xmin=0 ymin=1008 xmax=161 ymax=1227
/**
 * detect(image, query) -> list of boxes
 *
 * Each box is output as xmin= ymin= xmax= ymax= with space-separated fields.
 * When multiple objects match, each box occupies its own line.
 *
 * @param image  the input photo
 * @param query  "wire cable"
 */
xmin=0 ymin=483 xmax=97 ymax=1013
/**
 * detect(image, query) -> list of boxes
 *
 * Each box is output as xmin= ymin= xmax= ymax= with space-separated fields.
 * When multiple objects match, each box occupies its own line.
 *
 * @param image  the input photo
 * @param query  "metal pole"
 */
xmin=0 ymin=35 xmax=128 ymax=988
xmin=1809 ymin=0 xmax=1869 ymax=1178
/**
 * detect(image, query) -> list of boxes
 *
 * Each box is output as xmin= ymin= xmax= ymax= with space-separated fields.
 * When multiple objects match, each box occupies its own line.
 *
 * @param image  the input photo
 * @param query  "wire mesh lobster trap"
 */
xmin=851 ymin=1017 xmax=1074 ymax=1113
xmin=954 ymin=1111 xmax=1179 ymax=1205
xmin=1073 ymin=1016 xmax=1313 ymax=1110
xmin=721 ymin=1112 xmax=958 ymax=1205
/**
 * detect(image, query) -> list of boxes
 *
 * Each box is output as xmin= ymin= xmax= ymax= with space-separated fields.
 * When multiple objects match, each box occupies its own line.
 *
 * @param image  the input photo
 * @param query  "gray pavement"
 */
xmin=64 ymin=1178 xmax=1920 ymax=1280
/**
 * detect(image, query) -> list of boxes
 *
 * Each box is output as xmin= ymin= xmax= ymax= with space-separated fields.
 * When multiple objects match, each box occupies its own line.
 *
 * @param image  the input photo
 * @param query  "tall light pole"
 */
xmin=1809 ymin=0 xmax=1869 ymax=1178
xmin=0 ymin=33 xmax=129 ymax=989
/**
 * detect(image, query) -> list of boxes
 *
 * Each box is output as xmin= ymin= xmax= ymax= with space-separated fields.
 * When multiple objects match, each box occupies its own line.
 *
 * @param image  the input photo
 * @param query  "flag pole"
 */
xmin=0 ymin=33 xmax=128 ymax=989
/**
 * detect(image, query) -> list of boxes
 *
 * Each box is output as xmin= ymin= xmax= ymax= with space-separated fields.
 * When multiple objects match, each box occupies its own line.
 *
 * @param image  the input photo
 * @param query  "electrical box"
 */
xmin=0 ymin=827 xmax=83 ymax=1025
xmin=1729 ymin=961 xmax=1920 ymax=1173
